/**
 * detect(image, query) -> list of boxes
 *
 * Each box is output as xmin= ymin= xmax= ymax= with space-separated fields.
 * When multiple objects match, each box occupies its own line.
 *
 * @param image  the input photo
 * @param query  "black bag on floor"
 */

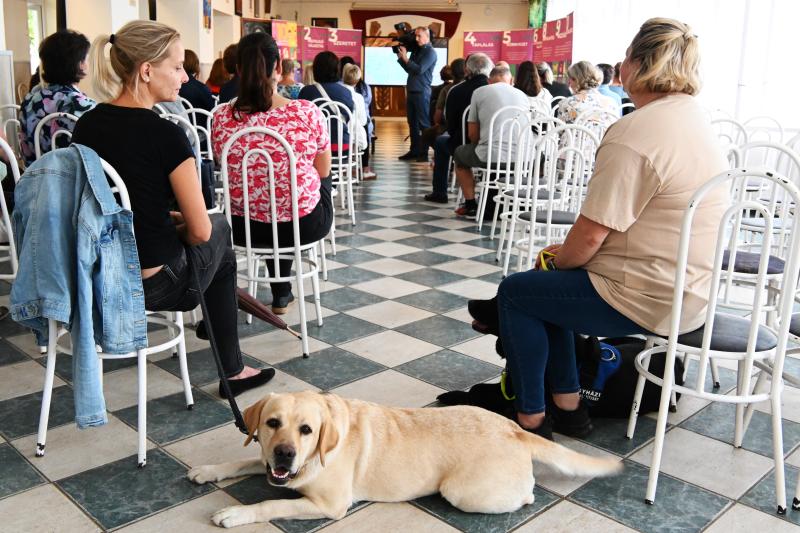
xmin=200 ymin=158 xmax=216 ymax=209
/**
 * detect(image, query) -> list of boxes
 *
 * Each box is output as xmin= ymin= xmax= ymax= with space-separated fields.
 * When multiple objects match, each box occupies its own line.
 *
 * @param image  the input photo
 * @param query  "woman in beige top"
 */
xmin=493 ymin=18 xmax=729 ymax=438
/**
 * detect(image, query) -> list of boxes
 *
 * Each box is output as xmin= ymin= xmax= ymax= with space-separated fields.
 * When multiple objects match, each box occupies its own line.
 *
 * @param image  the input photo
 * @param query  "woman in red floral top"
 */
xmin=212 ymin=32 xmax=332 ymax=314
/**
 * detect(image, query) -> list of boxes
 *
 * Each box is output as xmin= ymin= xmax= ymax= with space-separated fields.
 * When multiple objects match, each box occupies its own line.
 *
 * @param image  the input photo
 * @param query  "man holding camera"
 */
xmin=396 ymin=26 xmax=437 ymax=161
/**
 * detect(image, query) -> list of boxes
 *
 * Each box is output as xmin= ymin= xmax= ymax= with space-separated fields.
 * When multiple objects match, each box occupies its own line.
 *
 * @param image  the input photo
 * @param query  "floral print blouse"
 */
xmin=276 ymin=83 xmax=304 ymax=100
xmin=19 ymin=84 xmax=96 ymax=166
xmin=556 ymin=88 xmax=618 ymax=124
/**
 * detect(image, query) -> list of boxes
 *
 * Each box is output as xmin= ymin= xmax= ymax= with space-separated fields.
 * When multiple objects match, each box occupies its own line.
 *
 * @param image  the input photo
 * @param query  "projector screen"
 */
xmin=364 ymin=38 xmax=449 ymax=86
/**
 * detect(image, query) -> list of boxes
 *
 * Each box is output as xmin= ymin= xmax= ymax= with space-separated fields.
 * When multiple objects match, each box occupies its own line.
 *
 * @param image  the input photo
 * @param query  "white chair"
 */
xmin=528 ymin=97 xmax=550 ymax=118
xmin=550 ymin=95 xmax=566 ymax=112
xmin=711 ymin=118 xmax=748 ymax=149
xmin=318 ymin=100 xmax=357 ymax=226
xmin=575 ymin=108 xmax=618 ymax=141
xmin=0 ymin=104 xmax=21 ymax=164
xmin=448 ymin=105 xmax=471 ymax=197
xmin=509 ymin=125 xmax=601 ymax=274
xmin=219 ymin=126 xmax=324 ymax=358
xmin=179 ymin=96 xmax=194 ymax=112
xmin=627 ymin=168 xmax=800 ymax=515
xmin=0 ymin=137 xmax=20 ymax=280
xmin=33 ymin=112 xmax=78 ymax=160
xmin=184 ymin=108 xmax=214 ymax=159
xmin=744 ymin=115 xmax=784 ymax=144
xmin=474 ymin=104 xmax=530 ymax=231
xmin=36 ymin=158 xmax=193 ymax=468
xmin=160 ymin=113 xmax=204 ymax=186
xmin=620 ymin=102 xmax=636 ymax=114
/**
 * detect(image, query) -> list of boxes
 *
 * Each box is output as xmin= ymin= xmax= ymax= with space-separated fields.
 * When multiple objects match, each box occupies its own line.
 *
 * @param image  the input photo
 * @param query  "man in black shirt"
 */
xmin=536 ymin=62 xmax=571 ymax=100
xmin=424 ymin=53 xmax=491 ymax=203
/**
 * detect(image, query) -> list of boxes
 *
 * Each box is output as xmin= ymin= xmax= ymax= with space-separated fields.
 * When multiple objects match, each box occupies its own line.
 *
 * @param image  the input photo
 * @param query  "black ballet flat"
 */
xmin=219 ymin=368 xmax=276 ymax=399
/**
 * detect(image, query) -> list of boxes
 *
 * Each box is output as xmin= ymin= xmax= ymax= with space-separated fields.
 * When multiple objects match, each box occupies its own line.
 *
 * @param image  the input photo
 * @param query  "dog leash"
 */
xmin=186 ymin=248 xmax=250 ymax=439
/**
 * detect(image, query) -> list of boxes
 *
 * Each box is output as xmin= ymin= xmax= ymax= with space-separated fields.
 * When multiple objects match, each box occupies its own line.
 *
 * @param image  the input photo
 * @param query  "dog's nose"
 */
xmin=274 ymin=444 xmax=296 ymax=459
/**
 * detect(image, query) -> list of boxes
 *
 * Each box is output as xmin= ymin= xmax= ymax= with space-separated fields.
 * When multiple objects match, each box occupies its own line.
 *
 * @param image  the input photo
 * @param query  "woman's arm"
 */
xmin=169 ymin=157 xmax=212 ymax=245
xmin=549 ymin=215 xmax=611 ymax=270
xmin=314 ymin=149 xmax=332 ymax=179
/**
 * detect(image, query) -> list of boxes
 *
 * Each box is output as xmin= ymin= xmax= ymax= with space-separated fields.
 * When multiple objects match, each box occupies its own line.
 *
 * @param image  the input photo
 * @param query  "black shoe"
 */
xmin=520 ymin=414 xmax=554 ymax=441
xmin=424 ymin=193 xmax=448 ymax=204
xmin=551 ymin=402 xmax=593 ymax=438
xmin=219 ymin=368 xmax=276 ymax=399
xmin=415 ymin=155 xmax=429 ymax=162
xmin=195 ymin=320 xmax=208 ymax=340
xmin=271 ymin=292 xmax=295 ymax=315
xmin=398 ymin=152 xmax=417 ymax=160
xmin=455 ymin=203 xmax=477 ymax=217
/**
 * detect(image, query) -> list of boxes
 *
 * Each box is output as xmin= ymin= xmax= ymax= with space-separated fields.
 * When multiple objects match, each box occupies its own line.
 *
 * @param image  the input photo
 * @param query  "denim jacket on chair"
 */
xmin=11 ymin=144 xmax=147 ymax=428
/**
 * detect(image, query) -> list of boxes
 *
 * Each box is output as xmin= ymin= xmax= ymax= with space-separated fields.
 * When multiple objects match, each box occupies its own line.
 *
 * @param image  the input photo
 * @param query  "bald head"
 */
xmin=489 ymin=64 xmax=512 ymax=84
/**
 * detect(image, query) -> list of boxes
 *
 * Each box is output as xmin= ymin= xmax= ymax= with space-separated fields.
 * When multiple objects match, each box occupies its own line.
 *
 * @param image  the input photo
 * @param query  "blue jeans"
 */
xmin=432 ymin=133 xmax=451 ymax=194
xmin=497 ymin=268 xmax=649 ymax=414
xmin=406 ymin=90 xmax=431 ymax=155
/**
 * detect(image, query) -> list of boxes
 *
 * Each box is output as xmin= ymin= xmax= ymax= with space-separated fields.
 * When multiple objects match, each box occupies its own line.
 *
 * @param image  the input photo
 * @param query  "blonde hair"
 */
xmin=90 ymin=20 xmax=181 ymax=102
xmin=280 ymin=58 xmax=296 ymax=77
xmin=625 ymin=17 xmax=701 ymax=96
xmin=342 ymin=64 xmax=362 ymax=86
xmin=567 ymin=61 xmax=601 ymax=91
xmin=302 ymin=63 xmax=314 ymax=85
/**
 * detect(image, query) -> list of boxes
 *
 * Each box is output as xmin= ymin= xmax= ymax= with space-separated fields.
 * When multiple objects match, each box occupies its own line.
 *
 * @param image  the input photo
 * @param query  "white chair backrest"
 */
xmin=179 ymin=96 xmax=194 ymax=111
xmin=739 ymin=141 xmax=800 ymax=185
xmin=183 ymin=108 xmax=214 ymax=158
xmin=620 ymin=102 xmax=636 ymax=113
xmin=743 ymin=115 xmax=784 ymax=144
xmin=528 ymin=97 xmax=550 ymax=118
xmin=540 ymin=124 xmax=601 ymax=212
xmin=219 ymin=126 xmax=303 ymax=275
xmin=33 ymin=112 xmax=78 ymax=160
xmin=485 ymin=105 xmax=531 ymax=184
xmin=0 ymin=136 xmax=20 ymax=279
xmin=670 ymin=168 xmax=800 ymax=388
xmin=317 ymin=100 xmax=355 ymax=171
xmin=711 ymin=118 xmax=748 ymax=148
xmin=575 ymin=108 xmax=618 ymax=140
xmin=100 ymin=158 xmax=132 ymax=210
xmin=0 ymin=105 xmax=21 ymax=168
xmin=461 ymin=105 xmax=471 ymax=145
xmin=550 ymin=96 xmax=566 ymax=111
xmin=160 ymin=113 xmax=203 ymax=178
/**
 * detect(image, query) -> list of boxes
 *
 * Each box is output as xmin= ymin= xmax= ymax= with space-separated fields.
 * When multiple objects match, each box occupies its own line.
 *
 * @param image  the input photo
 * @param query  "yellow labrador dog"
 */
xmin=188 ymin=391 xmax=621 ymax=528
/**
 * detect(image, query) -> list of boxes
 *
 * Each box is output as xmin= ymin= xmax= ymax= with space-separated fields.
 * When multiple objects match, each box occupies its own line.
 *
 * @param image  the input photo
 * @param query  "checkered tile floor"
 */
xmin=1 ymin=120 xmax=800 ymax=532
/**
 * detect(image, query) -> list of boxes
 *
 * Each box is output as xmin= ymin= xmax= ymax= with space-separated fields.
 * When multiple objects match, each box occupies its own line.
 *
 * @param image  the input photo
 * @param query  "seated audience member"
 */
xmin=298 ymin=51 xmax=355 ymax=152
xmin=429 ymin=65 xmax=454 ymax=125
xmin=420 ymin=58 xmax=466 ymax=170
xmin=205 ymin=58 xmax=229 ymax=96
xmin=276 ymin=59 xmax=304 ymax=99
xmin=212 ymin=32 xmax=333 ymax=314
xmin=596 ymin=62 xmax=623 ymax=109
xmin=609 ymin=61 xmax=629 ymax=99
xmin=19 ymin=29 xmax=96 ymax=166
xmin=179 ymin=49 xmax=216 ymax=110
xmin=73 ymin=20 xmax=271 ymax=398
xmin=302 ymin=63 xmax=315 ymax=85
xmin=342 ymin=64 xmax=374 ymax=179
xmin=340 ymin=56 xmax=375 ymax=178
xmin=218 ymin=44 xmax=239 ymax=103
xmin=424 ymin=54 xmax=491 ymax=204
xmin=515 ymin=60 xmax=552 ymax=108
xmin=492 ymin=18 xmax=727 ymax=439
xmin=556 ymin=61 xmax=619 ymax=123
xmin=536 ymin=62 xmax=571 ymax=100
xmin=453 ymin=64 xmax=529 ymax=218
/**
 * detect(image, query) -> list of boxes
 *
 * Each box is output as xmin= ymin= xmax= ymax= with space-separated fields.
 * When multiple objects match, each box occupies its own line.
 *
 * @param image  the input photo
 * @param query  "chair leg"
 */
xmin=309 ymin=248 xmax=323 ymax=326
xmin=627 ymin=338 xmax=655 ymax=439
xmin=645 ymin=344 xmax=677 ymax=504
xmin=496 ymin=215 xmax=508 ymax=263
xmin=489 ymin=197 xmax=502 ymax=240
xmin=347 ymin=179 xmax=356 ymax=226
xmin=502 ymin=217 xmax=519 ymax=277
xmin=476 ymin=184 xmax=490 ymax=231
xmin=710 ymin=358 xmax=721 ymax=388
xmin=137 ymin=349 xmax=147 ymax=468
xmin=36 ymin=321 xmax=59 ymax=457
xmin=319 ymin=240 xmax=328 ymax=281
xmin=771 ymin=377 xmax=788 ymax=514
xmin=174 ymin=312 xmax=194 ymax=410
xmin=246 ymin=257 xmax=256 ymax=325
xmin=295 ymin=256 xmax=310 ymax=358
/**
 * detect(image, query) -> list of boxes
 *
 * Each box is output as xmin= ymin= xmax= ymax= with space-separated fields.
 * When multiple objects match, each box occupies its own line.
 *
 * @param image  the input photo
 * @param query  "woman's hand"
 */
xmin=534 ymin=243 xmax=562 ymax=270
xmin=169 ymin=211 xmax=185 ymax=225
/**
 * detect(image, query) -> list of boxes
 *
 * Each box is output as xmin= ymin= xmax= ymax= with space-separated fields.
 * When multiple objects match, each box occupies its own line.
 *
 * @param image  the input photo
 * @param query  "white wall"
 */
xmin=0 ymin=0 xmax=6 ymax=50
xmin=158 ymin=0 xmax=214 ymax=75
xmin=4 ymin=0 xmax=31 ymax=93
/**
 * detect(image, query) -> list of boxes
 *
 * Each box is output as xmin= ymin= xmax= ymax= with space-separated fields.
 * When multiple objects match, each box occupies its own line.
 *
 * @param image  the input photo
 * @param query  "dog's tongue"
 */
xmin=273 ymin=467 xmax=290 ymax=478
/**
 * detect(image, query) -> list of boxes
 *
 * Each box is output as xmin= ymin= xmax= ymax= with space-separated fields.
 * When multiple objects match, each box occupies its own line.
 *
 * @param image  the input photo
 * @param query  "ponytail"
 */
xmin=233 ymin=32 xmax=279 ymax=117
xmin=90 ymin=34 xmax=122 ymax=101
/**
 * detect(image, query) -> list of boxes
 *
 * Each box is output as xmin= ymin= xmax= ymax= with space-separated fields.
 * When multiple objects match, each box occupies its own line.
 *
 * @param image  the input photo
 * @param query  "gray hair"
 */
xmin=466 ymin=53 xmax=493 ymax=78
xmin=535 ymin=62 xmax=554 ymax=84
xmin=568 ymin=61 xmax=602 ymax=91
xmin=489 ymin=65 xmax=511 ymax=81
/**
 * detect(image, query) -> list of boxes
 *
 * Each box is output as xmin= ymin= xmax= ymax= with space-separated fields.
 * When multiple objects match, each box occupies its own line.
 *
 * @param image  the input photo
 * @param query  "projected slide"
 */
xmin=364 ymin=39 xmax=449 ymax=86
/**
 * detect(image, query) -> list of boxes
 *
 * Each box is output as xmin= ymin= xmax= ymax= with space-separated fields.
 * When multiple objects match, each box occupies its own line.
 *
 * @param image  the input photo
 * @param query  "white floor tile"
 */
xmin=239 ymin=329 xmax=330 ymax=365
xmin=0 ymin=360 xmax=65 ymax=401
xmin=365 ymin=217 xmax=417 ymax=228
xmin=429 ymin=229 xmax=482 ymax=243
xmin=352 ymin=277 xmax=427 ymax=299
xmin=339 ymin=330 xmax=441 ymax=367
xmin=450 ymin=336 xmax=504 ymax=367
xmin=442 ymin=307 xmax=474 ymax=324
xmin=432 ymin=258 xmax=501 ymax=277
xmin=430 ymin=243 xmax=490 ymax=258
xmin=363 ymin=207 xmax=414 ymax=217
xmin=628 ymin=427 xmax=774 ymax=498
xmin=357 ymin=258 xmax=424 ymax=276
xmin=703 ymin=503 xmax=799 ymax=533
xmin=0 ymin=484 xmax=101 ymax=532
xmin=332 ymin=370 xmax=445 ymax=408
xmin=360 ymin=228 xmax=418 ymax=241
xmin=517 ymin=500 xmax=635 ymax=532
xmin=439 ymin=278 xmax=499 ymax=300
xmin=346 ymin=300 xmax=434 ymax=328
xmin=322 ymin=502 xmax=459 ymax=533
xmin=103 ymin=364 xmax=188 ymax=411
xmin=359 ymin=242 xmax=421 ymax=257
xmin=12 ymin=415 xmax=155 ymax=480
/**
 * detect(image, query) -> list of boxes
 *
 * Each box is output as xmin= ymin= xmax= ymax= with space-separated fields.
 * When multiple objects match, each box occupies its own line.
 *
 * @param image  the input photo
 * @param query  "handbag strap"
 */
xmin=314 ymin=82 xmax=332 ymax=103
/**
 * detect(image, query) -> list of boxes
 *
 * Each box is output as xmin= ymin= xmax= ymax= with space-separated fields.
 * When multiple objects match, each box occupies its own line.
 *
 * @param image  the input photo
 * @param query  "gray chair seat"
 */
xmin=502 ymin=189 xmax=562 ymax=201
xmin=519 ymin=210 xmax=577 ymax=225
xmin=740 ymin=217 xmax=791 ymax=230
xmin=790 ymin=313 xmax=800 ymax=338
xmin=721 ymin=250 xmax=785 ymax=275
xmin=673 ymin=312 xmax=777 ymax=352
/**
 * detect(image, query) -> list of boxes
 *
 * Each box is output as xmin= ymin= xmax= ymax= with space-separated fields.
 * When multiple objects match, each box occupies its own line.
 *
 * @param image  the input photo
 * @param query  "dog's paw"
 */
xmin=212 ymin=506 xmax=254 ymax=528
xmin=187 ymin=465 xmax=223 ymax=484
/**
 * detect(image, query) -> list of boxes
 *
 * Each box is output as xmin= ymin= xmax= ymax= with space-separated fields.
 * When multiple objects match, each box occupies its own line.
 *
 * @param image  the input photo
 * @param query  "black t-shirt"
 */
xmin=72 ymin=103 xmax=195 ymax=268
xmin=445 ymin=74 xmax=489 ymax=153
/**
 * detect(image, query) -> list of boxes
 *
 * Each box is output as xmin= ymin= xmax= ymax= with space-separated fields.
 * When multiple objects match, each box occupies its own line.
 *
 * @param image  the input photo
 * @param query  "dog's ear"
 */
xmin=316 ymin=395 xmax=345 ymax=467
xmin=242 ymin=395 xmax=271 ymax=446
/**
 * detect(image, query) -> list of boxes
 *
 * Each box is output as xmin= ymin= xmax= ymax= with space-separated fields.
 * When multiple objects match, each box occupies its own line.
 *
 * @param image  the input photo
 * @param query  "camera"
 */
xmin=391 ymin=23 xmax=434 ymax=54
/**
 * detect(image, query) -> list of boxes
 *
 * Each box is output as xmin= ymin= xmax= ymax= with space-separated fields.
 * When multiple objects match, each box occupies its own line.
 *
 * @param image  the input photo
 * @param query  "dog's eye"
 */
xmin=299 ymin=424 xmax=312 ymax=435
xmin=266 ymin=418 xmax=281 ymax=429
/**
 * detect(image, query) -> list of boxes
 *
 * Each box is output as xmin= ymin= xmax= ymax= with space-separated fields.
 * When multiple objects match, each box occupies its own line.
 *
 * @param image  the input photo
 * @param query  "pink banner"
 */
xmin=299 ymin=25 xmax=328 ymax=64
xmin=326 ymin=29 xmax=363 ymax=65
xmin=500 ymin=29 xmax=535 ymax=64
xmin=538 ymin=13 xmax=573 ymax=63
xmin=463 ymin=31 xmax=502 ymax=62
